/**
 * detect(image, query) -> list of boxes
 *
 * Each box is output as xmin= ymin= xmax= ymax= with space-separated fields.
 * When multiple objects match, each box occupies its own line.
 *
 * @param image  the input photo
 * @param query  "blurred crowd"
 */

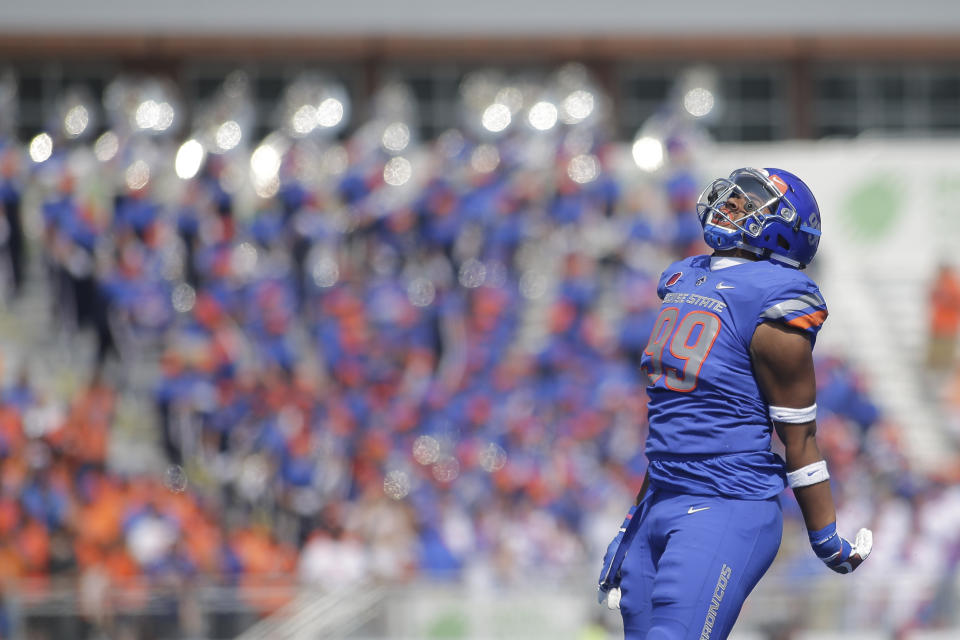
xmin=0 ymin=66 xmax=958 ymax=637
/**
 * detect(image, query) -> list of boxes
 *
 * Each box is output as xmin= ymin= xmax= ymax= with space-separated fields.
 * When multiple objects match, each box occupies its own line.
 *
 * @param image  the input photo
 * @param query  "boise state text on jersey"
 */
xmin=639 ymin=254 xmax=827 ymax=499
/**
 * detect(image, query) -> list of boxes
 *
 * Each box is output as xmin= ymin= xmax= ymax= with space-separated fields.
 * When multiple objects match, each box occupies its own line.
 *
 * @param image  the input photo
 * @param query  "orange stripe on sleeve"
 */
xmin=785 ymin=309 xmax=828 ymax=330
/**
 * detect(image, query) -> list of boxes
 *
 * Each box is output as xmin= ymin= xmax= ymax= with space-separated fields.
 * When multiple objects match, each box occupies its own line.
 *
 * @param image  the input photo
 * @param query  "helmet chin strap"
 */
xmin=734 ymin=241 xmax=803 ymax=268
xmin=733 ymin=242 xmax=764 ymax=257
xmin=767 ymin=252 xmax=802 ymax=268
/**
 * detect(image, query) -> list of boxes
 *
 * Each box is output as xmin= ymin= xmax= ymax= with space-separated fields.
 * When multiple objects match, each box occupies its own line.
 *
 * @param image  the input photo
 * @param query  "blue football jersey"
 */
xmin=640 ymin=255 xmax=828 ymax=499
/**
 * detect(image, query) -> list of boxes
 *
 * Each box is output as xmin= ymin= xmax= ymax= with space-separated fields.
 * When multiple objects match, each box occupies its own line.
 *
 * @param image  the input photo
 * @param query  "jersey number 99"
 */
xmin=642 ymin=308 xmax=722 ymax=392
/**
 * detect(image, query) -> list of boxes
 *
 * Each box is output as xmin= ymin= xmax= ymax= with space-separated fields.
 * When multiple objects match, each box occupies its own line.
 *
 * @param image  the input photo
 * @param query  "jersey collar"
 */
xmin=710 ymin=256 xmax=752 ymax=270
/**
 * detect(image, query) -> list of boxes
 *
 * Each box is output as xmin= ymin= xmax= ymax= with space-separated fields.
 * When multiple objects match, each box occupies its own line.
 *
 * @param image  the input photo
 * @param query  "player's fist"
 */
xmin=598 ymin=586 xmax=622 ymax=610
xmin=828 ymin=527 xmax=873 ymax=574
xmin=809 ymin=523 xmax=873 ymax=574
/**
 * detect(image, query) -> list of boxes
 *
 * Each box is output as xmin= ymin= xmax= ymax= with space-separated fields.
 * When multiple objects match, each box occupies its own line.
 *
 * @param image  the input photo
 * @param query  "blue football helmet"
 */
xmin=696 ymin=167 xmax=822 ymax=268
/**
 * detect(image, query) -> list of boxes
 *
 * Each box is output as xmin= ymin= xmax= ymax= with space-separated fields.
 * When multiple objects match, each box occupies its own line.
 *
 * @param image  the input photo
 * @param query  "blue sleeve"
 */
xmin=759 ymin=272 xmax=828 ymax=340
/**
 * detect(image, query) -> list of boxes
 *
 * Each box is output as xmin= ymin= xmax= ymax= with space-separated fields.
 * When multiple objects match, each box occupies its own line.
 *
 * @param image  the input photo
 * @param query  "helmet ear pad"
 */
xmin=749 ymin=167 xmax=821 ymax=267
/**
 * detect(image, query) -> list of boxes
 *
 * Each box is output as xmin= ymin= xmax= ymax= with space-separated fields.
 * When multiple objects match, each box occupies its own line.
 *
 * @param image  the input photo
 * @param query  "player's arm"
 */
xmin=751 ymin=321 xmax=872 ymax=574
xmin=596 ymin=472 xmax=650 ymax=609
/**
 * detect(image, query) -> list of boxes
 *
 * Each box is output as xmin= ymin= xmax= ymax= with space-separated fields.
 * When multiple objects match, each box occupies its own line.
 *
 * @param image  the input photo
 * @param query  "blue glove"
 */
xmin=597 ymin=504 xmax=638 ymax=609
xmin=808 ymin=522 xmax=873 ymax=574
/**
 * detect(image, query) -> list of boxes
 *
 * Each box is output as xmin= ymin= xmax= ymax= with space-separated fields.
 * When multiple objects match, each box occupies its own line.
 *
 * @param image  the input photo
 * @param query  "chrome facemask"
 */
xmin=696 ymin=168 xmax=796 ymax=250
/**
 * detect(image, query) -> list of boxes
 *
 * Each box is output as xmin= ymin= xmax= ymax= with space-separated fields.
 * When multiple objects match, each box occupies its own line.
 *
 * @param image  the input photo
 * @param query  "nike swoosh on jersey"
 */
xmin=715 ymin=283 xmax=735 ymax=290
xmin=687 ymin=506 xmax=710 ymax=514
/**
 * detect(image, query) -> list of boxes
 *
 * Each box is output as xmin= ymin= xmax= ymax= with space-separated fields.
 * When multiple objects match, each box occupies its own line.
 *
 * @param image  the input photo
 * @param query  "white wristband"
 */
xmin=769 ymin=403 xmax=817 ymax=424
xmin=786 ymin=460 xmax=830 ymax=488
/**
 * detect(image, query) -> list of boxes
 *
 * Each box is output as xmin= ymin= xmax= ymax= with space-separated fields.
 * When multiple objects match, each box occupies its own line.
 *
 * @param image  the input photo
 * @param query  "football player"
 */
xmin=598 ymin=167 xmax=872 ymax=638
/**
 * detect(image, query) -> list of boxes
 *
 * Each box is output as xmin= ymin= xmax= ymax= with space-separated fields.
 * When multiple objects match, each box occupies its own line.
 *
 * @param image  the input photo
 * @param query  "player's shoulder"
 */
xmin=659 ymin=255 xmax=709 ymax=280
xmin=656 ymin=255 xmax=710 ymax=296
xmin=747 ymin=259 xmax=820 ymax=288
xmin=715 ymin=259 xmax=826 ymax=322
xmin=753 ymin=262 xmax=828 ymax=333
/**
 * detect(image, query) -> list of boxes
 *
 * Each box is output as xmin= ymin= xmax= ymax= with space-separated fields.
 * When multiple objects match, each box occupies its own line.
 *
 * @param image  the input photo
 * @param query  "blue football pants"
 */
xmin=618 ymin=490 xmax=782 ymax=640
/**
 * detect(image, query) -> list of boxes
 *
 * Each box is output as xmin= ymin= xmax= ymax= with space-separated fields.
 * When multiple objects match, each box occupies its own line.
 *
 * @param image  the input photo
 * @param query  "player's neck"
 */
xmin=712 ymin=248 xmax=760 ymax=261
